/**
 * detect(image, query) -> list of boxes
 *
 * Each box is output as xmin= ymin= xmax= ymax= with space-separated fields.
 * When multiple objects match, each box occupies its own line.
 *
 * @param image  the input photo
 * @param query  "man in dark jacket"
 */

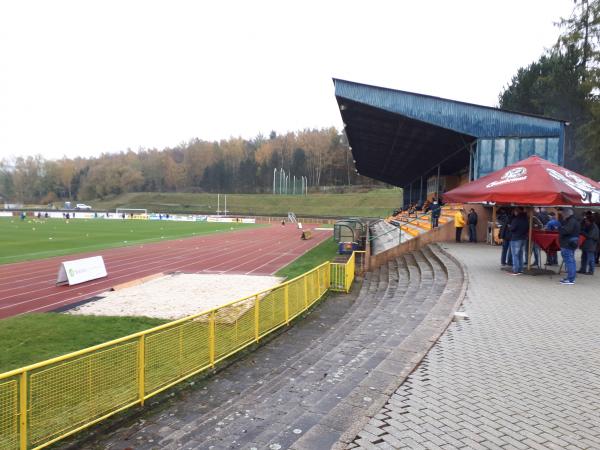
xmin=467 ymin=208 xmax=478 ymax=243
xmin=579 ymin=216 xmax=599 ymax=275
xmin=431 ymin=198 xmax=441 ymax=229
xmin=594 ymin=212 xmax=600 ymax=265
xmin=544 ymin=212 xmax=559 ymax=265
xmin=498 ymin=208 xmax=512 ymax=266
xmin=509 ymin=207 xmax=529 ymax=275
xmin=558 ymin=207 xmax=581 ymax=284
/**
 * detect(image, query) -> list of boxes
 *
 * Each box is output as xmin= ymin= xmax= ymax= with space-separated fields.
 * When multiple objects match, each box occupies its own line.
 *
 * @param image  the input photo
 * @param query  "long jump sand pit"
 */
xmin=67 ymin=273 xmax=283 ymax=320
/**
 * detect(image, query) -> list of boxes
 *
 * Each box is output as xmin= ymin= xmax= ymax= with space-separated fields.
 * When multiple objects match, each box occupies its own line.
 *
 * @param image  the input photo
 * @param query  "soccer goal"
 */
xmin=115 ymin=208 xmax=148 ymax=218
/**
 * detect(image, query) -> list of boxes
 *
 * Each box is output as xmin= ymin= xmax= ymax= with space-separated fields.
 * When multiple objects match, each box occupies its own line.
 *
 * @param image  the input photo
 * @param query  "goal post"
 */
xmin=115 ymin=208 xmax=148 ymax=219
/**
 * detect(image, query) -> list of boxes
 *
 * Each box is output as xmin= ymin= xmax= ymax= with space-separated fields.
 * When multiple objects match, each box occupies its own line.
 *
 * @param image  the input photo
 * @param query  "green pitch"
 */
xmin=0 ymin=217 xmax=259 ymax=265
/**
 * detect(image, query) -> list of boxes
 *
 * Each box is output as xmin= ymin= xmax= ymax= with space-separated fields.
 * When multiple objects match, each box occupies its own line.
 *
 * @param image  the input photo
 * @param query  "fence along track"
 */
xmin=0 ymin=252 xmax=362 ymax=450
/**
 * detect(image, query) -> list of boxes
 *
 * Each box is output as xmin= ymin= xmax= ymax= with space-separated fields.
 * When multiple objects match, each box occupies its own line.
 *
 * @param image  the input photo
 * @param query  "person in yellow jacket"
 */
xmin=454 ymin=209 xmax=466 ymax=242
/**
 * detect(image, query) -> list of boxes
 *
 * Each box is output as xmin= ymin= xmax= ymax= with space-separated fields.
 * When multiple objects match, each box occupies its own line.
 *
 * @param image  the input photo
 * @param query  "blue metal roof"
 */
xmin=334 ymin=79 xmax=565 ymax=138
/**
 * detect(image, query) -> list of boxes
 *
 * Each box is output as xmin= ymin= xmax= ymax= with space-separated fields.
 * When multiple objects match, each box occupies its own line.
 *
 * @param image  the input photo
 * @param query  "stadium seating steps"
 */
xmin=386 ymin=204 xmax=463 ymax=237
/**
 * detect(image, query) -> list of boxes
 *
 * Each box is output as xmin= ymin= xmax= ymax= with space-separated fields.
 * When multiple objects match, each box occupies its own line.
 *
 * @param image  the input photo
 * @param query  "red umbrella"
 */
xmin=443 ymin=155 xmax=600 ymax=206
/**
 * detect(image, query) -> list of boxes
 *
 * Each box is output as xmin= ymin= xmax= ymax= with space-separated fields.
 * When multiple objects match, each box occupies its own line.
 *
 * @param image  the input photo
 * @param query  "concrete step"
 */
xmin=193 ymin=249 xmax=452 ymax=449
xmin=73 ymin=245 xmax=466 ymax=450
xmin=187 ymin=257 xmax=419 ymax=448
xmin=164 ymin=261 xmax=403 ymax=445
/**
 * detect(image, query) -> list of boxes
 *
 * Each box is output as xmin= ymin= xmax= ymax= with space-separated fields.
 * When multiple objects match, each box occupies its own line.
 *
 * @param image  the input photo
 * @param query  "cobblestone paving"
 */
xmin=351 ymin=243 xmax=600 ymax=450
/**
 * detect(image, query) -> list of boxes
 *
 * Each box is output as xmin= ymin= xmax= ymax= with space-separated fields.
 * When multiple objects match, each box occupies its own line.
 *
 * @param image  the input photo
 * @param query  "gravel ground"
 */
xmin=67 ymin=273 xmax=283 ymax=319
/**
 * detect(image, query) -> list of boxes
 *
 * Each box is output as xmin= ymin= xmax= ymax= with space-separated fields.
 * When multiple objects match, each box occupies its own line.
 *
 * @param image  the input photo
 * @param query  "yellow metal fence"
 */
xmin=330 ymin=251 xmax=363 ymax=293
xmin=0 ymin=254 xmax=359 ymax=450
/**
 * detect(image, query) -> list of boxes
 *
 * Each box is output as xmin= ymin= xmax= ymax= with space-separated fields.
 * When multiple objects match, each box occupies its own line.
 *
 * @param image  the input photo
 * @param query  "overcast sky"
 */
xmin=0 ymin=0 xmax=575 ymax=160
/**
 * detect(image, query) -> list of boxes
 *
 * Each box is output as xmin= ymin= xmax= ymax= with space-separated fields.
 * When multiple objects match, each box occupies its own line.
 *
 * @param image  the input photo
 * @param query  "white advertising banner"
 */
xmin=241 ymin=218 xmax=256 ymax=224
xmin=0 ymin=212 xmax=12 ymax=217
xmin=56 ymin=256 xmax=108 ymax=286
xmin=207 ymin=216 xmax=235 ymax=223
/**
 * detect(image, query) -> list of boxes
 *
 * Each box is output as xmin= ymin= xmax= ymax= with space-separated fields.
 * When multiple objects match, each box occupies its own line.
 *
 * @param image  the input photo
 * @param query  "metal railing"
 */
xmin=330 ymin=251 xmax=362 ymax=293
xmin=0 ymin=254 xmax=360 ymax=450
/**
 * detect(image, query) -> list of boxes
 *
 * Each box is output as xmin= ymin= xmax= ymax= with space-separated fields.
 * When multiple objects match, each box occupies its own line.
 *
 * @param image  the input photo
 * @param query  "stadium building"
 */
xmin=334 ymin=79 xmax=567 ymax=207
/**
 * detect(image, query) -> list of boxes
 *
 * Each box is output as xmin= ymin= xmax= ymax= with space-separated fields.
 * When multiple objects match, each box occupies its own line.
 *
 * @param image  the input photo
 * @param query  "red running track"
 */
xmin=0 ymin=224 xmax=331 ymax=319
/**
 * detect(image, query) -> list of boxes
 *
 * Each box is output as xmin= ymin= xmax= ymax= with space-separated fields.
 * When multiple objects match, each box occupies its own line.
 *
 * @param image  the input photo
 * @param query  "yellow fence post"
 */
xmin=138 ymin=335 xmax=145 ymax=406
xmin=317 ymin=268 xmax=322 ymax=295
xmin=19 ymin=371 xmax=27 ymax=450
xmin=346 ymin=252 xmax=355 ymax=292
xmin=284 ymin=284 xmax=289 ymax=325
xmin=254 ymin=295 xmax=260 ymax=342
xmin=304 ymin=276 xmax=308 ymax=308
xmin=209 ymin=311 xmax=216 ymax=366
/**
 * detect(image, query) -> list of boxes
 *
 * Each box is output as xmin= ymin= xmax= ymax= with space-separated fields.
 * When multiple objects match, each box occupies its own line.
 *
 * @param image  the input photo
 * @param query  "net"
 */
xmin=115 ymin=208 xmax=148 ymax=215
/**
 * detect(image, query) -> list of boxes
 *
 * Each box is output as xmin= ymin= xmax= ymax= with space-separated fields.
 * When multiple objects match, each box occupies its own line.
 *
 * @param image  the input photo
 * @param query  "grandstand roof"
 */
xmin=333 ymin=78 xmax=566 ymax=187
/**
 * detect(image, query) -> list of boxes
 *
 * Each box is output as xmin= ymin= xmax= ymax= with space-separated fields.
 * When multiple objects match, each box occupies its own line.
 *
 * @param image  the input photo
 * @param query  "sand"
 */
xmin=67 ymin=273 xmax=283 ymax=320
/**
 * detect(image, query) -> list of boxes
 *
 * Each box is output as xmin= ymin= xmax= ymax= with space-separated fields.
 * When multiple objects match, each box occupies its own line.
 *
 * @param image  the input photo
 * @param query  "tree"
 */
xmin=557 ymin=0 xmax=600 ymax=79
xmin=499 ymin=0 xmax=600 ymax=176
xmin=558 ymin=0 xmax=600 ymax=176
xmin=292 ymin=148 xmax=307 ymax=176
xmin=58 ymin=158 xmax=76 ymax=199
xmin=0 ymin=159 xmax=14 ymax=201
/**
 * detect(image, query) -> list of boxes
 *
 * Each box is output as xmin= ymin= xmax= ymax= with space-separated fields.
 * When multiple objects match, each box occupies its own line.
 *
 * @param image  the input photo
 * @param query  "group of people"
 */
xmin=394 ymin=197 xmax=443 ymax=229
xmin=497 ymin=207 xmax=600 ymax=284
xmin=453 ymin=207 xmax=478 ymax=243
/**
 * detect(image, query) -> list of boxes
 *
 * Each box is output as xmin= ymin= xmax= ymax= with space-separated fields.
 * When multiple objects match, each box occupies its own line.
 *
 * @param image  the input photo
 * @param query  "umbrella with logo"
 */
xmin=443 ymin=155 xmax=600 ymax=206
xmin=443 ymin=156 xmax=600 ymax=271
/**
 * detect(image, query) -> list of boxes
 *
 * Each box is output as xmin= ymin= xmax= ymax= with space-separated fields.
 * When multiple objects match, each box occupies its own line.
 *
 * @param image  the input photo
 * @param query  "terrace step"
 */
xmin=73 ymin=244 xmax=465 ymax=450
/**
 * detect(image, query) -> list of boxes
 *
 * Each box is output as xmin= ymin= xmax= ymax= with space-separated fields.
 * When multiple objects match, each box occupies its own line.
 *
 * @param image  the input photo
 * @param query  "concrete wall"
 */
xmin=370 ymin=220 xmax=402 ymax=255
xmin=366 ymin=204 xmax=493 ymax=272
xmin=368 ymin=220 xmax=456 ymax=272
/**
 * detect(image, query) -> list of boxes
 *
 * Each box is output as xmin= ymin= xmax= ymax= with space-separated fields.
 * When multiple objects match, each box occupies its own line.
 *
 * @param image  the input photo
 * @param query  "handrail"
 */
xmin=370 ymin=211 xmax=430 ymax=242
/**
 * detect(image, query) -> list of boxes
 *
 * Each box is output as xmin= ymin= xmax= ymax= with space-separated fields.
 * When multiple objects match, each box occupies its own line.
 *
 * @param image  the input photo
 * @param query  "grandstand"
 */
xmin=334 ymin=78 xmax=568 ymax=241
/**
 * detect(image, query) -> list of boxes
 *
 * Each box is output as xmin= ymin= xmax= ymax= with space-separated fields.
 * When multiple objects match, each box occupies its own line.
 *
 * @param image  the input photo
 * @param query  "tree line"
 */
xmin=499 ymin=0 xmax=600 ymax=179
xmin=0 ymin=128 xmax=381 ymax=203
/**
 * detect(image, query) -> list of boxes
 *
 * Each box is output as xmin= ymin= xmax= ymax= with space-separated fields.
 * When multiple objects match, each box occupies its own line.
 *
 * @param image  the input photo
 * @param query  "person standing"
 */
xmin=431 ymin=198 xmax=441 ymax=229
xmin=454 ymin=208 xmax=466 ymax=242
xmin=558 ymin=207 xmax=581 ymax=285
xmin=467 ymin=208 xmax=478 ymax=243
xmin=579 ymin=216 xmax=599 ymax=275
xmin=509 ymin=207 xmax=528 ymax=275
xmin=498 ymin=208 xmax=512 ymax=266
xmin=544 ymin=212 xmax=560 ymax=265
xmin=535 ymin=207 xmax=550 ymax=226
xmin=594 ymin=212 xmax=600 ymax=266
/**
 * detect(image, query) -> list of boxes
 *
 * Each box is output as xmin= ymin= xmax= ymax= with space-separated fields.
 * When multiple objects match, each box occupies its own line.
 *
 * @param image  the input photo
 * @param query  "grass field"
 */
xmin=0 ymin=218 xmax=259 ymax=265
xmin=0 ymin=314 xmax=168 ymax=373
xmin=90 ymin=188 xmax=402 ymax=217
xmin=0 ymin=233 xmax=341 ymax=372
xmin=276 ymin=237 xmax=338 ymax=280
xmin=0 ymin=236 xmax=341 ymax=373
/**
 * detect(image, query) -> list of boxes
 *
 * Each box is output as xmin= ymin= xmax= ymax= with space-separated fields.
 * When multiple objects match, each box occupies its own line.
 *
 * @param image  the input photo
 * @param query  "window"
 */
xmin=547 ymin=138 xmax=559 ymax=163
xmin=478 ymin=139 xmax=492 ymax=174
xmin=506 ymin=139 xmax=520 ymax=165
xmin=534 ymin=138 xmax=546 ymax=157
xmin=521 ymin=138 xmax=534 ymax=157
xmin=492 ymin=139 xmax=506 ymax=171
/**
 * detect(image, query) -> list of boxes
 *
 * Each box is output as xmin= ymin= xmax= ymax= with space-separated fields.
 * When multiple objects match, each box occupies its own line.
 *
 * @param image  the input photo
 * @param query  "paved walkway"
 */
xmin=351 ymin=243 xmax=600 ymax=449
